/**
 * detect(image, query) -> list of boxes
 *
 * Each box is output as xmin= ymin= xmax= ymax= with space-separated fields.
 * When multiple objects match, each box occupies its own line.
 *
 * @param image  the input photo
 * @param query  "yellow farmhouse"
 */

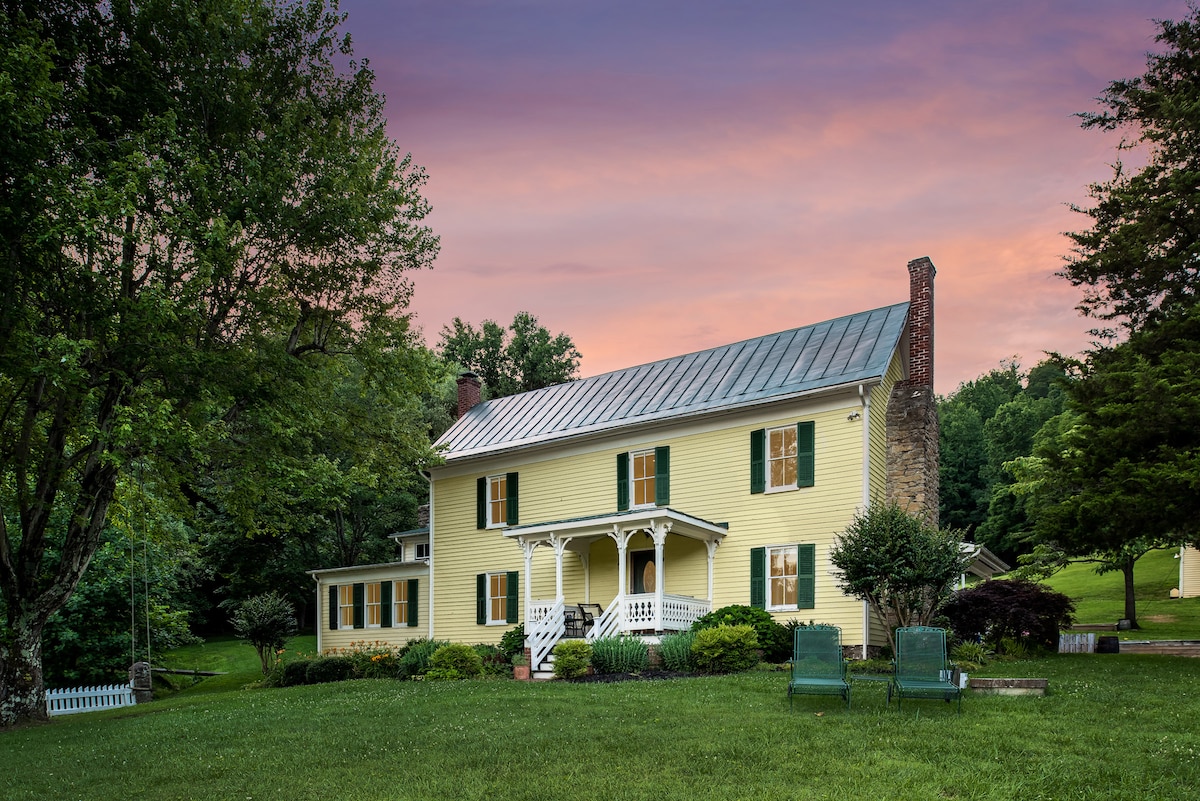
xmin=311 ymin=258 xmax=946 ymax=667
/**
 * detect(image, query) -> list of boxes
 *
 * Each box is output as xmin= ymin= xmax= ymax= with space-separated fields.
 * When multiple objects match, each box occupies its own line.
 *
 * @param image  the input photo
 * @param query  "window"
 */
xmin=414 ymin=542 xmax=430 ymax=561
xmin=476 ymin=571 xmax=518 ymax=625
xmin=365 ymin=582 xmax=381 ymax=627
xmin=476 ymin=472 xmax=519 ymax=528
xmin=768 ymin=425 xmax=797 ymax=490
xmin=750 ymin=545 xmax=815 ymax=610
xmin=616 ymin=446 xmax=670 ymax=510
xmin=338 ymin=584 xmax=354 ymax=629
xmin=392 ymin=580 xmax=408 ymax=626
xmin=750 ymin=422 xmax=814 ymax=494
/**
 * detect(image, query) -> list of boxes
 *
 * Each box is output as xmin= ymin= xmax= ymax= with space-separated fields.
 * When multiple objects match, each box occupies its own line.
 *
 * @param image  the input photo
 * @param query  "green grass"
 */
xmin=151 ymin=635 xmax=318 ymax=695
xmin=3 ymin=656 xmax=1199 ymax=800
xmin=1039 ymin=548 xmax=1200 ymax=639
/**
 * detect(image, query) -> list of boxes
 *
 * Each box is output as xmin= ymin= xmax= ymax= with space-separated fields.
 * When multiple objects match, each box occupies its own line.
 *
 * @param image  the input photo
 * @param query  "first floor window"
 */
xmin=338 ymin=584 xmax=354 ymax=628
xmin=392 ymin=580 xmax=409 ymax=626
xmin=477 ymin=570 xmax=518 ymax=625
xmin=365 ymin=581 xmax=382 ymax=627
xmin=750 ymin=544 xmax=815 ymax=611
xmin=768 ymin=546 xmax=797 ymax=609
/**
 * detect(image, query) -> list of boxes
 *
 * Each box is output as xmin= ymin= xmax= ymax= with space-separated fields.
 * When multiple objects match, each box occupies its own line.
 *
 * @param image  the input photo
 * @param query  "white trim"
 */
xmin=860 ymin=383 xmax=871 ymax=659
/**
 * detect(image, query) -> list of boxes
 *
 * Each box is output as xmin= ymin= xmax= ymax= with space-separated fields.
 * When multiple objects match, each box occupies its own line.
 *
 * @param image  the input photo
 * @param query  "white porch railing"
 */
xmin=621 ymin=593 xmax=710 ymax=632
xmin=46 ymin=683 xmax=136 ymax=716
xmin=526 ymin=599 xmax=566 ymax=670
xmin=586 ymin=597 xmax=622 ymax=642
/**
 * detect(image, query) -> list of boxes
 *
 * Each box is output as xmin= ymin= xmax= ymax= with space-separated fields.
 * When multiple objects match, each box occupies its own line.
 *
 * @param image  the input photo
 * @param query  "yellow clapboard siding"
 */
xmin=430 ymin=397 xmax=891 ymax=646
xmin=1182 ymin=546 xmax=1200 ymax=598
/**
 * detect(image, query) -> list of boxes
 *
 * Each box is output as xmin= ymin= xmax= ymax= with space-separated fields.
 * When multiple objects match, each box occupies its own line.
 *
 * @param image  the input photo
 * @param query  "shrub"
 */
xmin=691 ymin=624 xmax=759 ymax=674
xmin=473 ymin=643 xmax=512 ymax=676
xmin=499 ymin=624 xmax=526 ymax=662
xmin=306 ymin=656 xmax=355 ymax=684
xmin=334 ymin=641 xmax=405 ymax=679
xmin=425 ymin=643 xmax=484 ymax=680
xmin=691 ymin=605 xmax=789 ymax=663
xmin=229 ymin=591 xmax=299 ymax=675
xmin=397 ymin=638 xmax=450 ymax=678
xmin=656 ymin=631 xmax=696 ymax=672
xmin=590 ymin=636 xmax=649 ymax=674
xmin=280 ymin=659 xmax=312 ymax=687
xmin=552 ymin=639 xmax=592 ymax=679
xmin=950 ymin=640 xmax=991 ymax=671
xmin=940 ymin=578 xmax=1075 ymax=652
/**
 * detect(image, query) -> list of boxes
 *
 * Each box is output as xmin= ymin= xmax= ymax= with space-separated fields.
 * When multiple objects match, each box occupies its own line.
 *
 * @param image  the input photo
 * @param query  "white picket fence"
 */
xmin=1058 ymin=632 xmax=1097 ymax=654
xmin=46 ymin=683 xmax=136 ymax=716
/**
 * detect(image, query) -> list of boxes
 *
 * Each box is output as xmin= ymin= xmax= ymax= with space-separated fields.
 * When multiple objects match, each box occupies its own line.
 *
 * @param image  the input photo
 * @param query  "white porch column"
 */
xmin=650 ymin=521 xmax=670 ymax=632
xmin=705 ymin=539 xmax=720 ymax=605
xmin=580 ymin=553 xmax=591 ymax=603
xmin=520 ymin=538 xmax=537 ymax=623
xmin=550 ymin=533 xmax=572 ymax=603
xmin=609 ymin=525 xmax=634 ymax=629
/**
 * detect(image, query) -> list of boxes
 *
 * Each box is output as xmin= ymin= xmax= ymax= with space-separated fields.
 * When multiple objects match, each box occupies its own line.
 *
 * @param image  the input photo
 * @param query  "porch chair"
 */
xmin=787 ymin=624 xmax=851 ymax=710
xmin=888 ymin=626 xmax=961 ymax=714
xmin=579 ymin=604 xmax=602 ymax=635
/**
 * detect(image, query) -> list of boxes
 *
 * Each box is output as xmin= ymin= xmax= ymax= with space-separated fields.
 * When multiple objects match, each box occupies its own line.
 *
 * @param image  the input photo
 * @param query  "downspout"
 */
xmin=859 ymin=384 xmax=871 ymax=660
xmin=421 ymin=469 xmax=434 ymax=640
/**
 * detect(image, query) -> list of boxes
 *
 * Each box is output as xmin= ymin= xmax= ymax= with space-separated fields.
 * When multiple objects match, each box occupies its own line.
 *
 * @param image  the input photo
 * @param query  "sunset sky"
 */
xmin=341 ymin=0 xmax=1185 ymax=395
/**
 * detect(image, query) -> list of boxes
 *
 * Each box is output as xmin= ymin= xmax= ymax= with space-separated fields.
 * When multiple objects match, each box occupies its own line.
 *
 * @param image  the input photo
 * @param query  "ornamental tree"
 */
xmin=0 ymin=0 xmax=437 ymax=725
xmin=829 ymin=501 xmax=971 ymax=652
xmin=231 ymin=592 xmax=299 ymax=675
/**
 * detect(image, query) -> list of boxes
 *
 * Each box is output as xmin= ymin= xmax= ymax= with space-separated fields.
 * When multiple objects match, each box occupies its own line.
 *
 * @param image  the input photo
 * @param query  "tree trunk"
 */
xmin=0 ymin=611 xmax=47 ymax=726
xmin=1122 ymin=557 xmax=1139 ymax=629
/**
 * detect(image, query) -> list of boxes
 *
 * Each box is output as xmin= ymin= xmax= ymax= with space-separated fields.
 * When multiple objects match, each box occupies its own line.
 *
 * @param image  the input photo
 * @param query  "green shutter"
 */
xmin=506 ymin=571 xmax=519 ymax=624
xmin=407 ymin=579 xmax=419 ymax=627
xmin=797 ymin=544 xmax=816 ymax=609
xmin=352 ymin=582 xmax=365 ymax=629
xmin=616 ymin=452 xmax=630 ymax=511
xmin=476 ymin=573 xmax=486 ymax=625
xmin=750 ymin=429 xmax=765 ymax=494
xmin=476 ymin=477 xmax=487 ymax=528
xmin=750 ymin=547 xmax=766 ymax=609
xmin=654 ymin=446 xmax=670 ymax=506
xmin=797 ymin=421 xmax=815 ymax=487
xmin=328 ymin=586 xmax=338 ymax=630
xmin=506 ymin=472 xmax=519 ymax=525
xmin=380 ymin=581 xmax=393 ymax=628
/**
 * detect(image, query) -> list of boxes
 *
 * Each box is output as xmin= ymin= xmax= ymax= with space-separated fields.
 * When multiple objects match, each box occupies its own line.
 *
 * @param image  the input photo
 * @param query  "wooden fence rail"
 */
xmin=46 ymin=683 xmax=136 ymax=716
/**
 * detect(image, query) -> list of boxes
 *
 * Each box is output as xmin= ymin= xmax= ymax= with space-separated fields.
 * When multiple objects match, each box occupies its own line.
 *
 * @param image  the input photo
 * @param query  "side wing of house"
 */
xmin=1181 ymin=545 xmax=1200 ymax=598
xmin=310 ymin=562 xmax=430 ymax=653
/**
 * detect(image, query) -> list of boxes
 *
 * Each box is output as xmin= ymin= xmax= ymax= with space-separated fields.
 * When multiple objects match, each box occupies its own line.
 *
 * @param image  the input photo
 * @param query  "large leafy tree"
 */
xmin=1062 ymin=7 xmax=1200 ymax=331
xmin=1011 ymin=308 xmax=1200 ymax=626
xmin=0 ymin=0 xmax=437 ymax=725
xmin=438 ymin=311 xmax=581 ymax=398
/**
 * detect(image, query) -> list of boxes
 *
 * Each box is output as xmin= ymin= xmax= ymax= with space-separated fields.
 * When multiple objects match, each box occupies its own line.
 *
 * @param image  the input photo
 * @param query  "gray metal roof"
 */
xmin=436 ymin=302 xmax=909 ymax=460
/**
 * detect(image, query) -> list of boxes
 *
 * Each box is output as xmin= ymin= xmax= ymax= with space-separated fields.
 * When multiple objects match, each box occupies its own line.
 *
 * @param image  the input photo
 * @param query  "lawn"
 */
xmin=3 ymin=654 xmax=1198 ymax=801
xmin=1040 ymin=548 xmax=1200 ymax=639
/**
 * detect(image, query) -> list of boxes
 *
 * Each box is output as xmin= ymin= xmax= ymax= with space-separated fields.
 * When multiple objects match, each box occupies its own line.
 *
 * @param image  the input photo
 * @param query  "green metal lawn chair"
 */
xmin=788 ymin=624 xmax=851 ymax=710
xmin=888 ymin=626 xmax=961 ymax=713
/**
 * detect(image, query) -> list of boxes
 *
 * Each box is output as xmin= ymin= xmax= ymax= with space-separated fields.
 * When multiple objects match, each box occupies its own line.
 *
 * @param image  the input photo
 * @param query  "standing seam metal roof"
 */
xmin=436 ymin=302 xmax=909 ymax=460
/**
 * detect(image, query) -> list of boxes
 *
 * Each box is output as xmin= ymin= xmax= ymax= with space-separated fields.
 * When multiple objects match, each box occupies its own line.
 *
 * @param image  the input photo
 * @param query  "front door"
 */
xmin=631 ymin=550 xmax=657 ymax=594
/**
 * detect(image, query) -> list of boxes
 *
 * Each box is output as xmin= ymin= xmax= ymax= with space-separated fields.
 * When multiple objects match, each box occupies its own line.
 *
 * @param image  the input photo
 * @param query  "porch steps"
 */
xmin=532 ymin=653 xmax=556 ymax=681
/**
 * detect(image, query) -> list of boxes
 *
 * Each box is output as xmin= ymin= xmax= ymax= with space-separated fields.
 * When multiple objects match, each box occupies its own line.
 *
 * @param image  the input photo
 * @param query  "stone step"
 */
xmin=1119 ymin=642 xmax=1200 ymax=657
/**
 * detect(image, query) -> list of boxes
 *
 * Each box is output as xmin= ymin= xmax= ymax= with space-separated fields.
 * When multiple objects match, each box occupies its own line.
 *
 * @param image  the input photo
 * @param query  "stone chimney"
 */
xmin=886 ymin=257 xmax=939 ymax=527
xmin=456 ymin=371 xmax=482 ymax=419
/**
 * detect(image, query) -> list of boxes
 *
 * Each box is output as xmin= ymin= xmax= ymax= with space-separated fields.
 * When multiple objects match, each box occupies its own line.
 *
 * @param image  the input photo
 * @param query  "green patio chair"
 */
xmin=888 ymin=626 xmax=961 ymax=713
xmin=788 ymin=624 xmax=851 ymax=710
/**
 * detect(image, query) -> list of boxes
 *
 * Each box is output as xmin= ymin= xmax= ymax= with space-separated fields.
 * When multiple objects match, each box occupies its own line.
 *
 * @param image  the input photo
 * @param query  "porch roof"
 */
xmin=503 ymin=507 xmax=729 ymax=545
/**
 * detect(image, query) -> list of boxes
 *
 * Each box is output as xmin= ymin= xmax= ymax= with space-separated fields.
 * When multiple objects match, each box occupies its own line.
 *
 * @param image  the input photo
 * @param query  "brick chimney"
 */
xmin=456 ymin=371 xmax=482 ymax=419
xmin=885 ymin=257 xmax=939 ymax=527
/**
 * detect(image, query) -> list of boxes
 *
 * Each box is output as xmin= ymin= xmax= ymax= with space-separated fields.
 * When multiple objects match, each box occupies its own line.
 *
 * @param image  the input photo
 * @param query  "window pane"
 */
xmin=769 ymin=429 xmax=784 ymax=459
xmin=770 ymin=550 xmax=785 ymax=577
xmin=783 ymin=577 xmax=797 ymax=605
xmin=770 ymin=459 xmax=786 ymax=488
xmin=770 ymin=577 xmax=787 ymax=607
xmin=783 ymin=549 xmax=797 ymax=574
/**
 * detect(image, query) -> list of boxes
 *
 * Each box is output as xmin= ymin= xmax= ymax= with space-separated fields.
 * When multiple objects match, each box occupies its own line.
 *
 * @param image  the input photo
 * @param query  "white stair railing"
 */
xmin=527 ymin=599 xmax=566 ymax=670
xmin=586 ymin=597 xmax=623 ymax=642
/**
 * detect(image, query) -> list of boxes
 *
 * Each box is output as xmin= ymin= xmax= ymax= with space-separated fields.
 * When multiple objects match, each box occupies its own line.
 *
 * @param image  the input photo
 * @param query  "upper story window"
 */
xmin=750 ymin=422 xmax=815 ymax=494
xmin=414 ymin=542 xmax=430 ymax=561
xmin=476 ymin=472 xmax=519 ymax=528
xmin=616 ymin=446 xmax=670 ymax=511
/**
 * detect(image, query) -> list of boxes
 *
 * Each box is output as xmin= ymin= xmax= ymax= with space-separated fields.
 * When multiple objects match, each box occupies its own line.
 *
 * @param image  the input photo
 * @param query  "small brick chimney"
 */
xmin=886 ymin=257 xmax=940 ymax=527
xmin=456 ymin=371 xmax=482 ymax=419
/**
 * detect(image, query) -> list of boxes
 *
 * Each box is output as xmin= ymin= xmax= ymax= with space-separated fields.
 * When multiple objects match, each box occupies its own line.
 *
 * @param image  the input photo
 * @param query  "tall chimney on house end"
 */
xmin=456 ymin=371 xmax=482 ymax=419
xmin=885 ymin=257 xmax=940 ymax=527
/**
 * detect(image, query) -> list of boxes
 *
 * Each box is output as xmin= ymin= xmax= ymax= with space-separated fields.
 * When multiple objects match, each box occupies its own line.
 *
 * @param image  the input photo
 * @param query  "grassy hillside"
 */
xmin=1039 ymin=547 xmax=1200 ymax=639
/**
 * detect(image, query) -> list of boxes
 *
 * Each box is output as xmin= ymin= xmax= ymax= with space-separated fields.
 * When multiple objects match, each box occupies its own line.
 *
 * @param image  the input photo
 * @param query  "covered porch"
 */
xmin=504 ymin=508 xmax=727 ymax=670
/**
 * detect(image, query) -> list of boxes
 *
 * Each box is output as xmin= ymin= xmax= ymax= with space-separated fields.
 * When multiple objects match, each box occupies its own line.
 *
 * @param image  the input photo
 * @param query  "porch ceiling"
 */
xmin=502 ymin=507 xmax=728 ymax=548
